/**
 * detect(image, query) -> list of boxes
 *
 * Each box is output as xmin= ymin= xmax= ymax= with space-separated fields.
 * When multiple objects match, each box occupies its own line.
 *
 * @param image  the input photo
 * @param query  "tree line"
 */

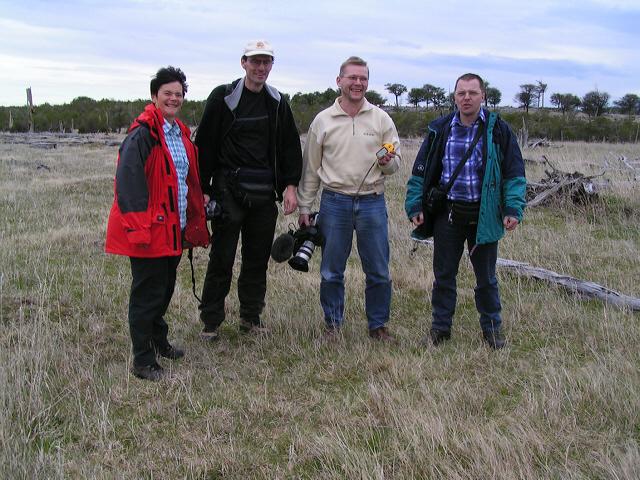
xmin=385 ymin=80 xmax=640 ymax=119
xmin=1 ymin=84 xmax=638 ymax=142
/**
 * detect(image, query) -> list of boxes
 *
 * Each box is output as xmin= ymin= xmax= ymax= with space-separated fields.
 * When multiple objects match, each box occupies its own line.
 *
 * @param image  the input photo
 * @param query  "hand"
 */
xmin=503 ymin=216 xmax=519 ymax=231
xmin=377 ymin=151 xmax=395 ymax=166
xmin=411 ymin=212 xmax=424 ymax=226
xmin=203 ymin=193 xmax=210 ymax=206
xmin=298 ymin=213 xmax=310 ymax=227
xmin=283 ymin=185 xmax=297 ymax=215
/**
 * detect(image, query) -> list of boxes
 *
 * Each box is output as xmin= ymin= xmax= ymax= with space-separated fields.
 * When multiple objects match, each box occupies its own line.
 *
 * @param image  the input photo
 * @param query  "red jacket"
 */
xmin=105 ymin=104 xmax=209 ymax=257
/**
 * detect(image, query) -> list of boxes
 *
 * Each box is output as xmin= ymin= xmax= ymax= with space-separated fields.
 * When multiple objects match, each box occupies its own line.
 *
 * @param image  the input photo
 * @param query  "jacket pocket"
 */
xmin=150 ymin=205 xmax=170 ymax=249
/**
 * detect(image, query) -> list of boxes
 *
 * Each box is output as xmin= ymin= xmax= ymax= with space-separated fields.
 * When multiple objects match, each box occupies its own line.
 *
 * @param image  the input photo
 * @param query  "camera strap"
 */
xmin=442 ymin=122 xmax=484 ymax=195
xmin=187 ymin=248 xmax=202 ymax=303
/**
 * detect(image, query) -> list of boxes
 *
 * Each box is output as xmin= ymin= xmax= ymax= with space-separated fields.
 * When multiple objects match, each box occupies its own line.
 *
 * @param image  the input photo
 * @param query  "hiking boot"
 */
xmin=200 ymin=327 xmax=220 ymax=342
xmin=427 ymin=328 xmax=451 ymax=346
xmin=132 ymin=362 xmax=164 ymax=381
xmin=483 ymin=329 xmax=506 ymax=350
xmin=369 ymin=326 xmax=396 ymax=343
xmin=239 ymin=318 xmax=270 ymax=335
xmin=158 ymin=344 xmax=185 ymax=360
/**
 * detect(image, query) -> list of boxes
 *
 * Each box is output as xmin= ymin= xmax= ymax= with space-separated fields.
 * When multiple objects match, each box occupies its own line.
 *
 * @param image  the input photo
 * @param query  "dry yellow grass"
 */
xmin=0 ymin=136 xmax=639 ymax=478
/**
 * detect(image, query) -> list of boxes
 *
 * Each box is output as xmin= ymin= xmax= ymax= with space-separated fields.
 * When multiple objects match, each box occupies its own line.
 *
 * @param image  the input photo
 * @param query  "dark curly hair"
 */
xmin=150 ymin=66 xmax=188 ymax=96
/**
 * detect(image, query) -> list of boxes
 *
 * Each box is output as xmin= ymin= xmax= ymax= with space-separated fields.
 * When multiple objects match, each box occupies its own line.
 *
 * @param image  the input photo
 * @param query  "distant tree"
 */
xmin=365 ymin=90 xmax=387 ymax=106
xmin=550 ymin=93 xmax=581 ymax=115
xmin=485 ymin=87 xmax=502 ymax=109
xmin=581 ymin=90 xmax=610 ymax=117
xmin=431 ymin=87 xmax=447 ymax=113
xmin=421 ymin=84 xmax=443 ymax=109
xmin=514 ymin=84 xmax=538 ymax=113
xmin=384 ymin=83 xmax=407 ymax=108
xmin=536 ymin=81 xmax=548 ymax=108
xmin=445 ymin=92 xmax=456 ymax=111
xmin=407 ymin=87 xmax=425 ymax=109
xmin=614 ymin=93 xmax=640 ymax=118
xmin=483 ymin=80 xmax=490 ymax=107
xmin=291 ymin=88 xmax=338 ymax=108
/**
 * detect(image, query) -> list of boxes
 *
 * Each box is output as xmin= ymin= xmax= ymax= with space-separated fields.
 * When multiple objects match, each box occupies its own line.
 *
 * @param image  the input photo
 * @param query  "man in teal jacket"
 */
xmin=405 ymin=73 xmax=526 ymax=349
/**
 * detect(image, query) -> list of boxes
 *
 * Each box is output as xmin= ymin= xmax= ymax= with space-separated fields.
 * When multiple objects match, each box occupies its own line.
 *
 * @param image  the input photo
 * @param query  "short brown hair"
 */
xmin=339 ymin=56 xmax=369 ymax=77
xmin=454 ymin=73 xmax=485 ymax=92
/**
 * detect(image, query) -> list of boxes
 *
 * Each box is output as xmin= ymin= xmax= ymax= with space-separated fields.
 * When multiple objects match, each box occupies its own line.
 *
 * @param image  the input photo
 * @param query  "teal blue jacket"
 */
xmin=405 ymin=109 xmax=526 ymax=244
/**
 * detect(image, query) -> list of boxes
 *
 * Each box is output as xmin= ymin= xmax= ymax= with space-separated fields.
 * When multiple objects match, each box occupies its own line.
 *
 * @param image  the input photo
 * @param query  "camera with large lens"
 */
xmin=270 ymin=213 xmax=324 ymax=272
xmin=288 ymin=213 xmax=324 ymax=272
xmin=205 ymin=199 xmax=222 ymax=220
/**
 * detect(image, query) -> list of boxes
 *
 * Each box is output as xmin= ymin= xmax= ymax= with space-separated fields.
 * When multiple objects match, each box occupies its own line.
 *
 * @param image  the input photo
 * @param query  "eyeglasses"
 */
xmin=342 ymin=75 xmax=368 ymax=83
xmin=248 ymin=58 xmax=274 ymax=67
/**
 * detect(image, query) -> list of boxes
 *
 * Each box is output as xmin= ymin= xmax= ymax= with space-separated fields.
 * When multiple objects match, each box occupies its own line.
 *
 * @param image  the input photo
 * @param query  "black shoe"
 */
xmin=132 ymin=362 xmax=164 ymax=381
xmin=158 ymin=345 xmax=185 ymax=360
xmin=427 ymin=328 xmax=451 ymax=346
xmin=483 ymin=329 xmax=506 ymax=350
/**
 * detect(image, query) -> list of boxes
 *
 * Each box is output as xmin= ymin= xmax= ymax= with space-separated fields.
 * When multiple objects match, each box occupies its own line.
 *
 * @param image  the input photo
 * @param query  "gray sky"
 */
xmin=1 ymin=0 xmax=639 ymax=107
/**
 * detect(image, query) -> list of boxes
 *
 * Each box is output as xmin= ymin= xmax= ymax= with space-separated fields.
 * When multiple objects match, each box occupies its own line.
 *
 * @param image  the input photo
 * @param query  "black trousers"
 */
xmin=199 ymin=176 xmax=278 ymax=329
xmin=129 ymin=255 xmax=181 ymax=366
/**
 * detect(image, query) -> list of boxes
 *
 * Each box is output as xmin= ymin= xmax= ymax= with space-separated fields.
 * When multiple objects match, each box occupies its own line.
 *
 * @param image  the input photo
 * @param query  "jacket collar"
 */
xmin=129 ymin=104 xmax=191 ymax=141
xmin=224 ymin=77 xmax=281 ymax=111
xmin=330 ymin=97 xmax=373 ymax=117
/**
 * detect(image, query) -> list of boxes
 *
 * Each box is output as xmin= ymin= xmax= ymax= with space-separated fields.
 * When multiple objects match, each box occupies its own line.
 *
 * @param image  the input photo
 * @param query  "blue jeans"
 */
xmin=431 ymin=209 xmax=502 ymax=333
xmin=317 ymin=190 xmax=392 ymax=330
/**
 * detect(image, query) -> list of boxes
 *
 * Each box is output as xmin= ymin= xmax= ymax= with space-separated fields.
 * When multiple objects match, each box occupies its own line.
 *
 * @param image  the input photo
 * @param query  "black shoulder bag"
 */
xmin=423 ymin=123 xmax=484 ymax=215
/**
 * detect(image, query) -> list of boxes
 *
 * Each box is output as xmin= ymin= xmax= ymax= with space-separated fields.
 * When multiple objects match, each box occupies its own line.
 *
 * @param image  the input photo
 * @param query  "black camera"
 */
xmin=205 ymin=199 xmax=222 ymax=220
xmin=424 ymin=186 xmax=447 ymax=215
xmin=289 ymin=214 xmax=324 ymax=272
xmin=270 ymin=213 xmax=324 ymax=272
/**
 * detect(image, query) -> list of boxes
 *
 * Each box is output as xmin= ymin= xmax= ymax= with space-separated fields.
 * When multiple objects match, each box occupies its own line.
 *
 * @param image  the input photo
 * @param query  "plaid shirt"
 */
xmin=163 ymin=120 xmax=189 ymax=229
xmin=441 ymin=109 xmax=485 ymax=202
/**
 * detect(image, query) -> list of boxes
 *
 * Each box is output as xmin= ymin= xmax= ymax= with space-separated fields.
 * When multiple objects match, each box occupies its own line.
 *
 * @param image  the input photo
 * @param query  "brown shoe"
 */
xmin=322 ymin=325 xmax=341 ymax=342
xmin=369 ymin=326 xmax=396 ymax=343
xmin=239 ymin=318 xmax=270 ymax=335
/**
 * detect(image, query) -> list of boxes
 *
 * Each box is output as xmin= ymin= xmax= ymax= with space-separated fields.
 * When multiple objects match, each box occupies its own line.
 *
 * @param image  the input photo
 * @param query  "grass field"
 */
xmin=1 ymin=136 xmax=639 ymax=478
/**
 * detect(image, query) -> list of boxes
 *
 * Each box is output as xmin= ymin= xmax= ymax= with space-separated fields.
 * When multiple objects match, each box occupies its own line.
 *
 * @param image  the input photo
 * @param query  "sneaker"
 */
xmin=131 ymin=362 xmax=164 ymax=381
xmin=368 ymin=326 xmax=396 ymax=343
xmin=239 ymin=318 xmax=270 ymax=335
xmin=158 ymin=345 xmax=185 ymax=360
xmin=200 ymin=328 xmax=220 ymax=342
xmin=483 ymin=329 xmax=506 ymax=350
xmin=427 ymin=328 xmax=451 ymax=346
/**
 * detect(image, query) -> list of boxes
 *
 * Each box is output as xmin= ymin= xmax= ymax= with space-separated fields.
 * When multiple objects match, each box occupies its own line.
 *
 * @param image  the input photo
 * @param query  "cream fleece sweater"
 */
xmin=297 ymin=98 xmax=401 ymax=214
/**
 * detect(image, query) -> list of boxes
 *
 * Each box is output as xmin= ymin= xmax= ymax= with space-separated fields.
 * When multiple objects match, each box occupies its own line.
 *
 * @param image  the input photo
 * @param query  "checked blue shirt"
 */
xmin=163 ymin=120 xmax=189 ymax=229
xmin=441 ymin=109 xmax=485 ymax=202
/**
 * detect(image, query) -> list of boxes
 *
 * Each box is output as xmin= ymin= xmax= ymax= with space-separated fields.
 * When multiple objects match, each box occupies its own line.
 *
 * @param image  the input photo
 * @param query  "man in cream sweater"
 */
xmin=297 ymin=56 xmax=401 ymax=341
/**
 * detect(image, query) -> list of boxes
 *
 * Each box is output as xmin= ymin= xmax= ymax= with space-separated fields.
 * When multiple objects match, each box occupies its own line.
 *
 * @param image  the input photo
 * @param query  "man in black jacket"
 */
xmin=195 ymin=40 xmax=302 ymax=339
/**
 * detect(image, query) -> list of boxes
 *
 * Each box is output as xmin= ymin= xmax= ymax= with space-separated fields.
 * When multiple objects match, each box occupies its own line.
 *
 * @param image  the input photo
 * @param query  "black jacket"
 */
xmin=195 ymin=78 xmax=302 ymax=201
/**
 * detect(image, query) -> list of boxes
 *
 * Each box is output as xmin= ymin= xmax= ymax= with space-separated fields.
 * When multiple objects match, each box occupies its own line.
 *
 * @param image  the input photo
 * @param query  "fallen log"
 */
xmin=526 ymin=155 xmax=605 ymax=207
xmin=410 ymin=238 xmax=640 ymax=312
xmin=497 ymin=259 xmax=640 ymax=312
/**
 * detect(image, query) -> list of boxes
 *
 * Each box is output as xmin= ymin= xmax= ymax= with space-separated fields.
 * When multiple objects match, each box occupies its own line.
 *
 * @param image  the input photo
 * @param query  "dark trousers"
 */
xmin=129 ymin=255 xmax=181 ymax=367
xmin=199 ymin=178 xmax=278 ymax=329
xmin=431 ymin=209 xmax=502 ymax=333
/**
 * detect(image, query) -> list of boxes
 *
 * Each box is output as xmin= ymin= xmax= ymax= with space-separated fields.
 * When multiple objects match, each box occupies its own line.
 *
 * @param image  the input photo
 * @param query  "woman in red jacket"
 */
xmin=106 ymin=66 xmax=209 ymax=381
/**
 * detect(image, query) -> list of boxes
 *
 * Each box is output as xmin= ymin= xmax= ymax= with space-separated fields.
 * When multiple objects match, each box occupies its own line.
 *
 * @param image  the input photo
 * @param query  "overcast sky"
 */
xmin=1 ymin=0 xmax=639 ymax=107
